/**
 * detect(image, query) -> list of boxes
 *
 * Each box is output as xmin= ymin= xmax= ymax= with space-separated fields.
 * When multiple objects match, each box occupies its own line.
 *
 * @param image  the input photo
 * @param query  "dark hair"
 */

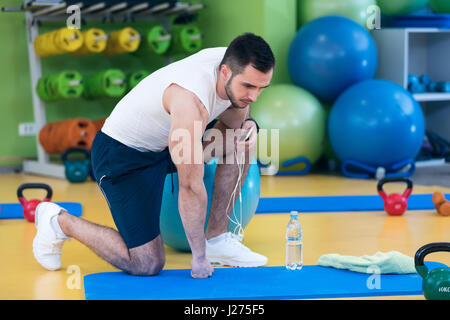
xmin=220 ymin=33 xmax=275 ymax=75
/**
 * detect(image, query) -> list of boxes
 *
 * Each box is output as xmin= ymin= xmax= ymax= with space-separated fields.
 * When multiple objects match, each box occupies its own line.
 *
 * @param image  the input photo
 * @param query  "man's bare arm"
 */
xmin=163 ymin=84 xmax=213 ymax=279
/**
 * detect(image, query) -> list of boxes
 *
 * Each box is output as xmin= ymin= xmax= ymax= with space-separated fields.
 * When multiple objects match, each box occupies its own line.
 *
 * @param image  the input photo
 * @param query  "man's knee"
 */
xmin=221 ymin=145 xmax=254 ymax=165
xmin=203 ymin=127 xmax=255 ymax=164
xmin=127 ymin=256 xmax=165 ymax=276
xmin=126 ymin=237 xmax=166 ymax=276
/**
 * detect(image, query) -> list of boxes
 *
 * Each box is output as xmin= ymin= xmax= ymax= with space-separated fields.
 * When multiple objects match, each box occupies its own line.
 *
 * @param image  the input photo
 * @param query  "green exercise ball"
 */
xmin=377 ymin=0 xmax=430 ymax=16
xmin=298 ymin=0 xmax=377 ymax=27
xmin=251 ymin=84 xmax=326 ymax=174
xmin=429 ymin=0 xmax=450 ymax=13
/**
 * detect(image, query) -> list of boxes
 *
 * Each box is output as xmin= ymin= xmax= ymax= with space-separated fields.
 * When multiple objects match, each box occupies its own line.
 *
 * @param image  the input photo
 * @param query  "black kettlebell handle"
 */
xmin=61 ymin=147 xmax=91 ymax=162
xmin=415 ymin=242 xmax=450 ymax=267
xmin=377 ymin=177 xmax=413 ymax=192
xmin=17 ymin=183 xmax=53 ymax=200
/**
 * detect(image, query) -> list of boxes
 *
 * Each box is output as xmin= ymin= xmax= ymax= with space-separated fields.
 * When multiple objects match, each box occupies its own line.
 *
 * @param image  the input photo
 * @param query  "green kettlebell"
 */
xmin=62 ymin=147 xmax=91 ymax=183
xmin=415 ymin=242 xmax=450 ymax=300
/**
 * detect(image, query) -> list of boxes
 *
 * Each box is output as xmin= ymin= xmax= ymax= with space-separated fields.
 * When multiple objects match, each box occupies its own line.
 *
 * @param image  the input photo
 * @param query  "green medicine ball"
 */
xmin=251 ymin=84 xmax=326 ymax=174
xmin=298 ymin=0 xmax=377 ymax=28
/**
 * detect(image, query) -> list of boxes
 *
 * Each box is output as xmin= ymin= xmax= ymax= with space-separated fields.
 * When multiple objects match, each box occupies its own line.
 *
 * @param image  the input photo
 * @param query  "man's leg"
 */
xmin=201 ymin=120 xmax=266 ymax=267
xmin=205 ymin=162 xmax=251 ymax=239
xmin=202 ymin=120 xmax=255 ymax=239
xmin=57 ymin=212 xmax=165 ymax=276
xmin=33 ymin=160 xmax=167 ymax=276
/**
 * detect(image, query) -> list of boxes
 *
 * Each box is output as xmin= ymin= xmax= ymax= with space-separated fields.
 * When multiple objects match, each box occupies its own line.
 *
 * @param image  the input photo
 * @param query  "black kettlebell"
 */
xmin=62 ymin=147 xmax=91 ymax=183
xmin=415 ymin=242 xmax=450 ymax=300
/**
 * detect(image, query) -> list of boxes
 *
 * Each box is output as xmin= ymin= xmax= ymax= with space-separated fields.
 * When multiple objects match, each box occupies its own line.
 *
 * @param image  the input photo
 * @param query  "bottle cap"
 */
xmin=290 ymin=211 xmax=298 ymax=217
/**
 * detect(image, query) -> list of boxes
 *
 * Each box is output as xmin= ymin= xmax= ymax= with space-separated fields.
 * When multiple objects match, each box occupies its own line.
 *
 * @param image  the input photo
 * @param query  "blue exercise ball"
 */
xmin=159 ymin=158 xmax=261 ymax=252
xmin=328 ymin=79 xmax=425 ymax=168
xmin=288 ymin=16 xmax=378 ymax=103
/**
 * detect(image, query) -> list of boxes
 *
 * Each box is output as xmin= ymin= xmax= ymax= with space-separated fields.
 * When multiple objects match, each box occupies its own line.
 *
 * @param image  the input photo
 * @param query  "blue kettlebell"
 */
xmin=62 ymin=147 xmax=91 ymax=183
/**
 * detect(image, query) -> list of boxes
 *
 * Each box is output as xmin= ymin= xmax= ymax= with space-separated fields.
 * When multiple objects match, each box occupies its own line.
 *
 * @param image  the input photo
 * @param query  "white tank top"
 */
xmin=102 ymin=47 xmax=231 ymax=152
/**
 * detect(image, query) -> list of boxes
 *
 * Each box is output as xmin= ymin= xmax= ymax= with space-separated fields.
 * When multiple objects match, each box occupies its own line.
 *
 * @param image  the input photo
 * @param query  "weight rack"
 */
xmin=2 ymin=0 xmax=205 ymax=178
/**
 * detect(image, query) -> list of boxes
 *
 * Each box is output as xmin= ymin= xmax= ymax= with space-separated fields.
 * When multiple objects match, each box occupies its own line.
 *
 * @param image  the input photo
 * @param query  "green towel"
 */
xmin=317 ymin=251 xmax=416 ymax=274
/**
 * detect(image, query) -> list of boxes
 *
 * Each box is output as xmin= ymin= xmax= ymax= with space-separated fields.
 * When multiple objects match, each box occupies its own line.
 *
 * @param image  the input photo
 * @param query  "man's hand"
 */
xmin=236 ymin=119 xmax=258 ymax=157
xmin=191 ymin=256 xmax=214 ymax=279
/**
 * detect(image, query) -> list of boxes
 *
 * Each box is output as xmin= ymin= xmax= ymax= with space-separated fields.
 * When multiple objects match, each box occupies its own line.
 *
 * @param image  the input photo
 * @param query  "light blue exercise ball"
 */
xmin=159 ymin=158 xmax=261 ymax=252
xmin=288 ymin=15 xmax=378 ymax=103
xmin=328 ymin=79 xmax=425 ymax=168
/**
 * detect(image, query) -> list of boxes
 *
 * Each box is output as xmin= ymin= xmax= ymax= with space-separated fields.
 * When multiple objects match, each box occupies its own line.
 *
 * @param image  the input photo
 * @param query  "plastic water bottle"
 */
xmin=286 ymin=211 xmax=303 ymax=270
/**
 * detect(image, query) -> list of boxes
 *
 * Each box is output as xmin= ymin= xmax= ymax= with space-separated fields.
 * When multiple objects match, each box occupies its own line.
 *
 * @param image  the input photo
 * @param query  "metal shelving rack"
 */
xmin=2 ymin=0 xmax=204 ymax=178
xmin=373 ymin=28 xmax=450 ymax=99
xmin=372 ymin=27 xmax=450 ymax=147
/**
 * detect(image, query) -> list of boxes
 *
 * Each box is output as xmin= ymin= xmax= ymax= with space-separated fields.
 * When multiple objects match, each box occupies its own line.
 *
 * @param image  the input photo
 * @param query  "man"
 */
xmin=32 ymin=33 xmax=275 ymax=279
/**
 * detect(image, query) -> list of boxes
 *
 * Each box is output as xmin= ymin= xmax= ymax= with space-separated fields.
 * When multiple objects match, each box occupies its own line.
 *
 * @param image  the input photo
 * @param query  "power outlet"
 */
xmin=18 ymin=122 xmax=37 ymax=136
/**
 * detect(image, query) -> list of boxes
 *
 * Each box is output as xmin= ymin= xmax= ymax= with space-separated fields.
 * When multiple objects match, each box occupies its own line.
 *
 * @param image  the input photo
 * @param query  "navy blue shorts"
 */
xmin=91 ymin=120 xmax=218 ymax=249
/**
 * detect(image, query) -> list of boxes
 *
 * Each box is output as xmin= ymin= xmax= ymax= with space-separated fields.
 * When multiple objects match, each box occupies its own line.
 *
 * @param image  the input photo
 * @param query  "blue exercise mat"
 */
xmin=255 ymin=194 xmax=449 ymax=214
xmin=0 ymin=202 xmax=82 ymax=219
xmin=84 ymin=262 xmax=445 ymax=300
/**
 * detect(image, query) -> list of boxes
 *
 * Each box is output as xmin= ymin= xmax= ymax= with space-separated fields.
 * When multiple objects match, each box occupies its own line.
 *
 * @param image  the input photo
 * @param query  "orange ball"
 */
xmin=438 ymin=202 xmax=450 ymax=217
xmin=432 ymin=192 xmax=450 ymax=216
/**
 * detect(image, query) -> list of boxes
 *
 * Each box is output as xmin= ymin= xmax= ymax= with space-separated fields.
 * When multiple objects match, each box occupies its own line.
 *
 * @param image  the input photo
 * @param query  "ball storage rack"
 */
xmin=2 ymin=0 xmax=205 ymax=178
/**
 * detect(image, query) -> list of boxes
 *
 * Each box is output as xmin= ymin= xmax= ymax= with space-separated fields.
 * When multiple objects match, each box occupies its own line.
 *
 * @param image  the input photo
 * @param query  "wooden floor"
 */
xmin=0 ymin=173 xmax=449 ymax=300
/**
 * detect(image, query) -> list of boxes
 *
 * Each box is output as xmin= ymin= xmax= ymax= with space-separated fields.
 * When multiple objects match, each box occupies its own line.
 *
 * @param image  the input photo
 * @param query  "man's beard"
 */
xmin=225 ymin=77 xmax=247 ymax=109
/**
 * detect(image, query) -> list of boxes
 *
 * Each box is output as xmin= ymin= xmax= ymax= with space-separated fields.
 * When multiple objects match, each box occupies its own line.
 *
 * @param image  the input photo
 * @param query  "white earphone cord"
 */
xmin=225 ymin=148 xmax=246 ymax=241
xmin=224 ymin=114 xmax=251 ymax=241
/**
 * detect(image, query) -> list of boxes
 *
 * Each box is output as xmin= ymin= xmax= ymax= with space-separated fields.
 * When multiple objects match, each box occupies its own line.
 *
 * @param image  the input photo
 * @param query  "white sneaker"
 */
xmin=205 ymin=232 xmax=268 ymax=267
xmin=32 ymin=202 xmax=70 ymax=271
